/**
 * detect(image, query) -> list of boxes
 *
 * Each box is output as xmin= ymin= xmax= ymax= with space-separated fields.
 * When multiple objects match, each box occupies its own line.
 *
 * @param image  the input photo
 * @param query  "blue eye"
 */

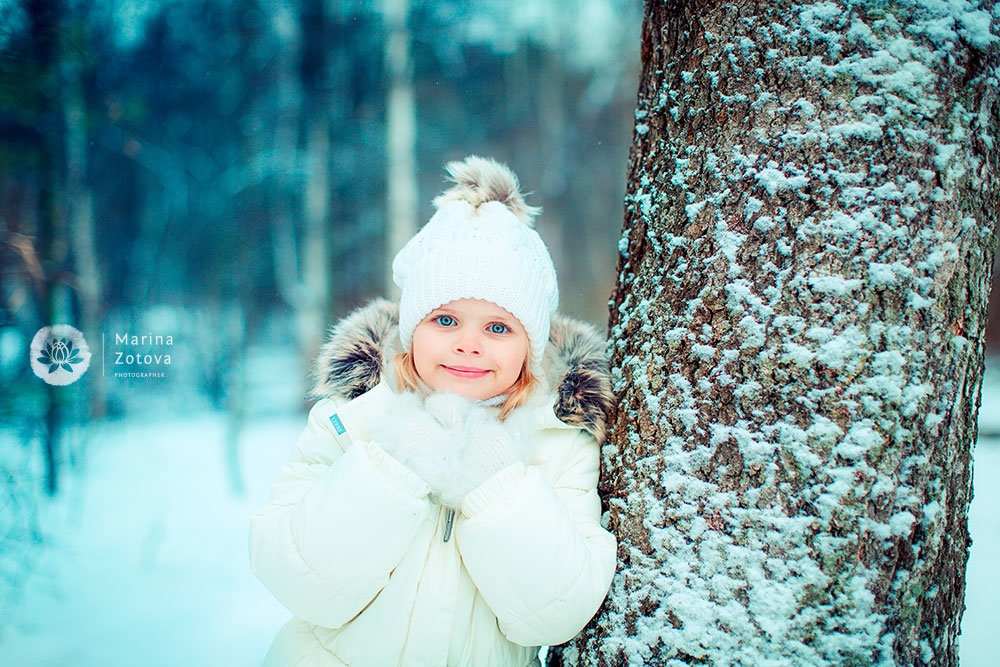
xmin=434 ymin=315 xmax=456 ymax=327
xmin=488 ymin=323 xmax=509 ymax=334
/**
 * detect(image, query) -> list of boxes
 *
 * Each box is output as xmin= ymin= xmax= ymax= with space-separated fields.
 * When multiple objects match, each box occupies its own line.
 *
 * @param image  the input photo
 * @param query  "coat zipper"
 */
xmin=442 ymin=507 xmax=455 ymax=542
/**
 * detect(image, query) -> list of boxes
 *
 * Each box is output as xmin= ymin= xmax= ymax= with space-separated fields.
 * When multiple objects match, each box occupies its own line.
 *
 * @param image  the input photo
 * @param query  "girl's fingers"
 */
xmin=423 ymin=391 xmax=475 ymax=428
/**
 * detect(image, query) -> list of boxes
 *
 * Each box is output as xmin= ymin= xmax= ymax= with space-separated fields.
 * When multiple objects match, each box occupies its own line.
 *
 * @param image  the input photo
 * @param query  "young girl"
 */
xmin=250 ymin=156 xmax=617 ymax=666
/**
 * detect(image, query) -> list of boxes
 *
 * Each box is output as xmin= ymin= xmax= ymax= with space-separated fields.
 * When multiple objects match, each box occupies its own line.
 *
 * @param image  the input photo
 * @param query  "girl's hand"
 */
xmin=422 ymin=391 xmax=477 ymax=430
xmin=435 ymin=397 xmax=530 ymax=509
xmin=368 ymin=391 xmax=454 ymax=464
xmin=453 ymin=419 xmax=520 ymax=489
xmin=368 ymin=389 xmax=532 ymax=509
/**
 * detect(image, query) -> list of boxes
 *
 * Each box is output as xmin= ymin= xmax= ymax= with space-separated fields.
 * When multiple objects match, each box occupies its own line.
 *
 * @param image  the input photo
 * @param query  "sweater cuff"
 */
xmin=461 ymin=462 xmax=527 ymax=517
xmin=358 ymin=440 xmax=431 ymax=499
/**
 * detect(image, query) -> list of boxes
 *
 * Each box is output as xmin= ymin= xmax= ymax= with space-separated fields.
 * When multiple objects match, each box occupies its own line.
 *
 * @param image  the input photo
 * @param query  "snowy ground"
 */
xmin=0 ymin=370 xmax=998 ymax=665
xmin=0 ymin=410 xmax=294 ymax=666
xmin=964 ymin=439 xmax=1000 ymax=664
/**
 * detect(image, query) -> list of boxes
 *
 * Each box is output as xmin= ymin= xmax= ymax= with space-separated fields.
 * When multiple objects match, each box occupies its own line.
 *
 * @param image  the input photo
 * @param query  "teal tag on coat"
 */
xmin=329 ymin=414 xmax=346 ymax=435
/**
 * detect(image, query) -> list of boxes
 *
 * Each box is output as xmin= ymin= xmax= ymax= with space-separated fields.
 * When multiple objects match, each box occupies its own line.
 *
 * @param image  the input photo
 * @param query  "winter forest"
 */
xmin=1 ymin=0 xmax=999 ymax=665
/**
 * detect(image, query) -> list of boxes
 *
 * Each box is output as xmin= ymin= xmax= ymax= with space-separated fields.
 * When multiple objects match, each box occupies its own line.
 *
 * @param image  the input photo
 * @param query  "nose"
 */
xmin=454 ymin=329 xmax=482 ymax=356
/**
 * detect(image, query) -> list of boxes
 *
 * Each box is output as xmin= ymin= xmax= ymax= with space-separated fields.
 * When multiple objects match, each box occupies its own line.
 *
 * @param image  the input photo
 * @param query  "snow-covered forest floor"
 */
xmin=0 ymin=410 xmax=294 ymax=665
xmin=1 ymin=355 xmax=998 ymax=666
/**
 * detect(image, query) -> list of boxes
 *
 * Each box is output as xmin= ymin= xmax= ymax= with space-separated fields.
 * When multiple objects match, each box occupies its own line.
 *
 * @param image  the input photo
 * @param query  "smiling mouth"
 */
xmin=442 ymin=365 xmax=491 ymax=378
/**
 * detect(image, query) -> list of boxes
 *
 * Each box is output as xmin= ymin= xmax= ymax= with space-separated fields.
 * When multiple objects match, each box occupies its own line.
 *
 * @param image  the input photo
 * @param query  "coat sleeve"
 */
xmin=455 ymin=429 xmax=617 ymax=647
xmin=249 ymin=397 xmax=432 ymax=629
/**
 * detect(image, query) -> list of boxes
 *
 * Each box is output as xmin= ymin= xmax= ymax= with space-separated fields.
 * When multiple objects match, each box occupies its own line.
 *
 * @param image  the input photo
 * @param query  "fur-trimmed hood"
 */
xmin=309 ymin=299 xmax=613 ymax=443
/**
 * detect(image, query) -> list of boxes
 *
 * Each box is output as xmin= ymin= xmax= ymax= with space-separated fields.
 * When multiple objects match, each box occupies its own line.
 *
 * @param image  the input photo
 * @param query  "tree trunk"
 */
xmin=383 ymin=0 xmax=418 ymax=294
xmin=26 ymin=0 xmax=70 ymax=496
xmin=297 ymin=0 xmax=330 ymax=402
xmin=296 ymin=113 xmax=331 ymax=389
xmin=63 ymin=26 xmax=106 ymax=420
xmin=562 ymin=2 xmax=999 ymax=665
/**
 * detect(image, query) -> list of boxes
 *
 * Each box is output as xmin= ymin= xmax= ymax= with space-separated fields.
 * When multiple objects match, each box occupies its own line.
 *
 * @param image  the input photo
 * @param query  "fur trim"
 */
xmin=545 ymin=315 xmax=614 ymax=445
xmin=309 ymin=299 xmax=613 ymax=443
xmin=308 ymin=299 xmax=398 ymax=402
xmin=431 ymin=155 xmax=541 ymax=225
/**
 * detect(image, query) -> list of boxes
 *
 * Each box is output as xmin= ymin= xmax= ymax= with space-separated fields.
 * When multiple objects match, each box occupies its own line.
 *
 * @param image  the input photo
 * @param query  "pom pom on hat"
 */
xmin=432 ymin=155 xmax=541 ymax=225
xmin=392 ymin=156 xmax=558 ymax=376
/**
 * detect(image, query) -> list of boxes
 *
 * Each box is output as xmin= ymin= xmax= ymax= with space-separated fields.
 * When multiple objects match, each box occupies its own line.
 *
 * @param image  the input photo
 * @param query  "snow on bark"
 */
xmin=558 ymin=1 xmax=999 ymax=666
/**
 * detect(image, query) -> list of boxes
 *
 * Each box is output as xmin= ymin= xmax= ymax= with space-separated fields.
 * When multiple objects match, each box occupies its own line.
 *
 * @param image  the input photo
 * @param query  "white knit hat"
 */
xmin=392 ymin=156 xmax=558 ymax=375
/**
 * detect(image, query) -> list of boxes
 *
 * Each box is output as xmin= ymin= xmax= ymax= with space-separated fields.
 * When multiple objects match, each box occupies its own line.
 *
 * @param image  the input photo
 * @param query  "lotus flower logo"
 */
xmin=38 ymin=337 xmax=82 ymax=372
xmin=30 ymin=325 xmax=91 ymax=386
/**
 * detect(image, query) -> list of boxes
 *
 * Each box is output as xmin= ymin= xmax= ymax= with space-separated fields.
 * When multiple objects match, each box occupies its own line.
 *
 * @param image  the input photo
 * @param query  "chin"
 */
xmin=429 ymin=377 xmax=495 ymax=401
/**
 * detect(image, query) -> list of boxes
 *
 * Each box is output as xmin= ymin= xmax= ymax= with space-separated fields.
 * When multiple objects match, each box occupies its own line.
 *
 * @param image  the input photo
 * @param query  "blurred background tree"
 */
xmin=0 ymin=0 xmax=641 ymax=494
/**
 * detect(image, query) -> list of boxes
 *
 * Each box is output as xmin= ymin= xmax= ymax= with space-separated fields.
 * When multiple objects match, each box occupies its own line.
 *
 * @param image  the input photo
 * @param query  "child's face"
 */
xmin=411 ymin=298 xmax=529 ymax=401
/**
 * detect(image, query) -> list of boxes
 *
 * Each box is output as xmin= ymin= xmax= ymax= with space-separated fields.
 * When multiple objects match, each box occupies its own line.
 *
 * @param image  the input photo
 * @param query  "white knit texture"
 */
xmin=368 ymin=389 xmax=536 ymax=509
xmin=392 ymin=199 xmax=558 ymax=374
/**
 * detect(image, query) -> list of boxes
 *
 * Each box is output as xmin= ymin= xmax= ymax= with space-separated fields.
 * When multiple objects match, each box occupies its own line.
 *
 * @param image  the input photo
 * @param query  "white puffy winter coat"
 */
xmin=250 ymin=377 xmax=617 ymax=666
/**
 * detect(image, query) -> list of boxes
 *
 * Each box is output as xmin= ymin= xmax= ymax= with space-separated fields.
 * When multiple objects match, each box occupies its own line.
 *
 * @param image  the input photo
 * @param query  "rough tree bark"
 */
xmin=558 ymin=1 xmax=998 ymax=665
